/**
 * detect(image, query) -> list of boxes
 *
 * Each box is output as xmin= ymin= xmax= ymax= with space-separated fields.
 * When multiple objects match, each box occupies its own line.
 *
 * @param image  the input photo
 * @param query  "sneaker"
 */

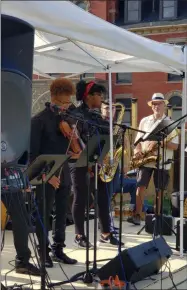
xmin=99 ymin=233 xmax=124 ymax=246
xmin=74 ymin=235 xmax=93 ymax=249
xmin=127 ymin=214 xmax=141 ymax=226
xmin=15 ymin=262 xmax=40 ymax=276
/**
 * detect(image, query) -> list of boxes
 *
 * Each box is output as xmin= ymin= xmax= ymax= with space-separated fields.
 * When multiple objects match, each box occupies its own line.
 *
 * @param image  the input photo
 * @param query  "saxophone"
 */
xmin=99 ymin=102 xmax=125 ymax=183
xmin=130 ymin=128 xmax=179 ymax=169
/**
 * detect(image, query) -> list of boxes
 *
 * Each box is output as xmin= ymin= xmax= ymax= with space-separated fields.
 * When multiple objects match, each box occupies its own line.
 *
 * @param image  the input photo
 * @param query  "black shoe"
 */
xmin=127 ymin=214 xmax=141 ymax=226
xmin=15 ymin=261 xmax=40 ymax=276
xmin=52 ymin=252 xmax=77 ymax=264
xmin=74 ymin=235 xmax=93 ymax=249
xmin=110 ymin=226 xmax=119 ymax=234
xmin=51 ymin=244 xmax=77 ymax=264
xmin=44 ymin=254 xmax=53 ymax=268
xmin=38 ymin=247 xmax=53 ymax=268
xmin=99 ymin=233 xmax=124 ymax=246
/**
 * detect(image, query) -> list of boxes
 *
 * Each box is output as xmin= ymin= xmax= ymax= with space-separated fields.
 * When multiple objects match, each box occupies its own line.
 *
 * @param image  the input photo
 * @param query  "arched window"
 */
xmin=168 ymin=95 xmax=182 ymax=121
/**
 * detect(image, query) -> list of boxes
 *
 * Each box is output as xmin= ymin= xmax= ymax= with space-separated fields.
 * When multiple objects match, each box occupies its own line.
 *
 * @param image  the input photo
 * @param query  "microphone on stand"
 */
xmin=45 ymin=102 xmax=62 ymax=112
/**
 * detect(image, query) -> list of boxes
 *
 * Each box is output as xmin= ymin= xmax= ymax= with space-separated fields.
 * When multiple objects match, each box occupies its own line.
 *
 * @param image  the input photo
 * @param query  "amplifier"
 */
xmin=176 ymin=219 xmax=187 ymax=252
xmin=145 ymin=214 xmax=173 ymax=236
xmin=97 ymin=237 xmax=172 ymax=283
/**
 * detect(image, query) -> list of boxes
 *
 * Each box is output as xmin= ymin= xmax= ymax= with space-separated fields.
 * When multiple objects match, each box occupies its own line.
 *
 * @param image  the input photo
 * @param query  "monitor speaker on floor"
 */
xmin=1 ymin=14 xmax=34 ymax=167
xmin=97 ymin=237 xmax=172 ymax=283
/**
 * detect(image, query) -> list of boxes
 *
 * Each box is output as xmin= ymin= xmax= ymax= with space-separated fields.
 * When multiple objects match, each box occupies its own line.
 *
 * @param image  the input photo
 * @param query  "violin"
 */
xmin=59 ymin=120 xmax=84 ymax=156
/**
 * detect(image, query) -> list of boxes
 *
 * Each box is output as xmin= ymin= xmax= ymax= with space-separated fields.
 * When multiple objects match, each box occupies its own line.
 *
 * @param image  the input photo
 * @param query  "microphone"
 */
xmin=45 ymin=102 xmax=63 ymax=112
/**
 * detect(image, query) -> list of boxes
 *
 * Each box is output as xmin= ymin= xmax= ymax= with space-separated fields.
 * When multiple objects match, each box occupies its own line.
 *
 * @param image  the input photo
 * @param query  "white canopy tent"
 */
xmin=1 ymin=1 xmax=185 ymax=74
xmin=2 ymin=1 xmax=186 ymax=256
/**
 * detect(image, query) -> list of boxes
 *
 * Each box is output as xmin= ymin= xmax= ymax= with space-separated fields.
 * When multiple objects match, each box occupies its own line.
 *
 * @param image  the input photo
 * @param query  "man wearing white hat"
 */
xmin=128 ymin=93 xmax=179 ymax=225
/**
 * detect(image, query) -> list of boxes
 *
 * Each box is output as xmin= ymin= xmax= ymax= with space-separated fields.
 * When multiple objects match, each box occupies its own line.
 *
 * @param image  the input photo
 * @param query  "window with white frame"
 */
xmin=116 ymin=73 xmax=132 ymax=84
xmin=168 ymin=95 xmax=182 ymax=121
xmin=160 ymin=0 xmax=177 ymax=19
xmin=125 ymin=0 xmax=141 ymax=23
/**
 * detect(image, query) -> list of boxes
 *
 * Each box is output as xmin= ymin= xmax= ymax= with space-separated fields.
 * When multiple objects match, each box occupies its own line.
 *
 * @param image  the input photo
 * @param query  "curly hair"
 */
xmin=50 ymin=78 xmax=75 ymax=97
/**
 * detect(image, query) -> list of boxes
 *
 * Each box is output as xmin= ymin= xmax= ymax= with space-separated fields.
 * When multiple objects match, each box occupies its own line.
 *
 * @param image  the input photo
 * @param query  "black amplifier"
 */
xmin=145 ymin=214 xmax=173 ymax=236
xmin=176 ymin=219 xmax=187 ymax=252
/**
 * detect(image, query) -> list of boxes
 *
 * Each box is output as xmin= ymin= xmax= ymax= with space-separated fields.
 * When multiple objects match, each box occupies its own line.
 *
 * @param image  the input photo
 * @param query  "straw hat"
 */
xmin=147 ymin=93 xmax=169 ymax=107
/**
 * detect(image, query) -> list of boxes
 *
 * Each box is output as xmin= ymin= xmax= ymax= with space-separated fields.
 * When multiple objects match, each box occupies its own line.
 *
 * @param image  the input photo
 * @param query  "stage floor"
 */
xmin=1 ymin=219 xmax=187 ymax=289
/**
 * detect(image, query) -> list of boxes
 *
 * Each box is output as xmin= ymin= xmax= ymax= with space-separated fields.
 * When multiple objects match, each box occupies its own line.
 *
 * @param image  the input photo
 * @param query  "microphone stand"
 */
xmin=115 ymin=123 xmax=146 ymax=252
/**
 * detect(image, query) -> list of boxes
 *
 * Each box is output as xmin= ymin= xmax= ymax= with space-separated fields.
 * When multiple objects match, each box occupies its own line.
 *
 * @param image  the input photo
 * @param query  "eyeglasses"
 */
xmin=57 ymin=99 xmax=71 ymax=105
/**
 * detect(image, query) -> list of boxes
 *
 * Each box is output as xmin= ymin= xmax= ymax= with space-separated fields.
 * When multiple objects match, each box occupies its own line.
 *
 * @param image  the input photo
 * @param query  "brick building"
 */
xmin=88 ymin=0 xmax=187 ymax=126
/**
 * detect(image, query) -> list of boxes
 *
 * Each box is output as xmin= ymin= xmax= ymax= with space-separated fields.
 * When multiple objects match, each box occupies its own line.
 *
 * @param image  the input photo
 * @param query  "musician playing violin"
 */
xmin=30 ymin=78 xmax=77 ymax=267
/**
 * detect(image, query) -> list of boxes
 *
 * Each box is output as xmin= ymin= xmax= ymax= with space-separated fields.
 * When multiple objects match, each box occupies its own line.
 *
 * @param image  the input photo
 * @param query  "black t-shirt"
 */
xmin=30 ymin=108 xmax=69 ymax=162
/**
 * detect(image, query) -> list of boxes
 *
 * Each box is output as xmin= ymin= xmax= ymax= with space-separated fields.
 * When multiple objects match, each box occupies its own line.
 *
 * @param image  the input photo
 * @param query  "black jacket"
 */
xmin=30 ymin=108 xmax=69 ymax=163
xmin=71 ymin=103 xmax=109 ymax=145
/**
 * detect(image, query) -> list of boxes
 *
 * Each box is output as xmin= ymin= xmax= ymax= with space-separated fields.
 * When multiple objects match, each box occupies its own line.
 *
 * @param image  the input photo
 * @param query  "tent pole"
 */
xmin=180 ymin=45 xmax=187 ymax=257
xmin=108 ymin=66 xmax=114 ymax=162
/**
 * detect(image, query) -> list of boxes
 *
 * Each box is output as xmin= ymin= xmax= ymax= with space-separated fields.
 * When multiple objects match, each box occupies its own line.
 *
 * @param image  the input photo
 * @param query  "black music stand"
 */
xmin=48 ymin=134 xmax=110 ymax=287
xmin=136 ymin=118 xmax=179 ymax=237
xmin=25 ymin=154 xmax=70 ymax=290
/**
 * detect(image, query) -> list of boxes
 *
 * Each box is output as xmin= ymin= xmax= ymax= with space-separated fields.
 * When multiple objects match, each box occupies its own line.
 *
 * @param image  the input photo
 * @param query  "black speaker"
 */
xmin=1 ymin=15 xmax=34 ymax=167
xmin=97 ymin=237 xmax=172 ymax=283
xmin=145 ymin=214 xmax=173 ymax=236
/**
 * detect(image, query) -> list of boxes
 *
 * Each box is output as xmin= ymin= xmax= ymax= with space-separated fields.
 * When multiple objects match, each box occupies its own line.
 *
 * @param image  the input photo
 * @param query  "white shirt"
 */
xmin=135 ymin=114 xmax=179 ymax=170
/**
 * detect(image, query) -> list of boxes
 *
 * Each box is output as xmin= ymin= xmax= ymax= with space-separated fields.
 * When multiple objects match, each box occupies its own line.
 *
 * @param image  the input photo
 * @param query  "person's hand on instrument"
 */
xmin=68 ymin=150 xmax=81 ymax=160
xmin=146 ymin=141 xmax=157 ymax=152
xmin=134 ymin=150 xmax=143 ymax=159
xmin=48 ymin=176 xmax=60 ymax=189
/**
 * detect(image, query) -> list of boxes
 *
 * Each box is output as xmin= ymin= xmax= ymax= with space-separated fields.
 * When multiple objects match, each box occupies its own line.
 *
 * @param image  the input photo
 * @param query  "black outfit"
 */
xmin=69 ymin=103 xmax=111 ymax=236
xmin=1 ymin=171 xmax=40 ymax=276
xmin=30 ymin=108 xmax=76 ymax=265
xmin=1 ymin=189 xmax=31 ymax=263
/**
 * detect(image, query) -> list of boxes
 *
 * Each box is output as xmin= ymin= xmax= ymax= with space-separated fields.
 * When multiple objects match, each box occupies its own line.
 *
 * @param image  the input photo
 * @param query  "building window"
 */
xmin=82 ymin=73 xmax=95 ymax=79
xmin=168 ymin=95 xmax=182 ymax=121
xmin=167 ymin=74 xmax=183 ymax=82
xmin=116 ymin=73 xmax=132 ymax=84
xmin=167 ymin=41 xmax=185 ymax=82
xmin=115 ymin=97 xmax=132 ymax=126
xmin=141 ymin=0 xmax=160 ymax=22
xmin=73 ymin=1 xmax=90 ymax=11
xmin=125 ymin=0 xmax=141 ymax=23
xmin=178 ymin=0 xmax=187 ymax=18
xmin=160 ymin=0 xmax=177 ymax=19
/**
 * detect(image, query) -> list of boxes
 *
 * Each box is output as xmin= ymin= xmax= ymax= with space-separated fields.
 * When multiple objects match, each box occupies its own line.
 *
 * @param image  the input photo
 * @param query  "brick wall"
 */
xmin=111 ymin=30 xmax=186 ymax=122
